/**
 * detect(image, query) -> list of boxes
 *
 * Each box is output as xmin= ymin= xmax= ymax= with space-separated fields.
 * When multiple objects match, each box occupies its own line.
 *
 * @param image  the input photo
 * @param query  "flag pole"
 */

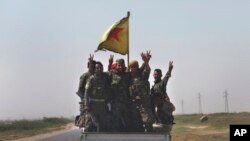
xmin=127 ymin=11 xmax=130 ymax=69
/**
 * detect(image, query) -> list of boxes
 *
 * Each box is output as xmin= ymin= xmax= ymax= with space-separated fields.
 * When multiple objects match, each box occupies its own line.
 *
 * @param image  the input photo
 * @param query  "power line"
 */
xmin=198 ymin=93 xmax=202 ymax=114
xmin=181 ymin=100 xmax=184 ymax=114
xmin=224 ymin=90 xmax=229 ymax=113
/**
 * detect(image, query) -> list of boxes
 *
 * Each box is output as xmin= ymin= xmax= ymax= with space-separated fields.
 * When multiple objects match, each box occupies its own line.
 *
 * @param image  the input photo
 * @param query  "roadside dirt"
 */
xmin=172 ymin=125 xmax=228 ymax=141
xmin=9 ymin=123 xmax=76 ymax=141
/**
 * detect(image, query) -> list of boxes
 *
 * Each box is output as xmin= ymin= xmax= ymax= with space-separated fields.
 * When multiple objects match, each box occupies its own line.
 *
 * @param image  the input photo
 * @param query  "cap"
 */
xmin=129 ymin=60 xmax=139 ymax=68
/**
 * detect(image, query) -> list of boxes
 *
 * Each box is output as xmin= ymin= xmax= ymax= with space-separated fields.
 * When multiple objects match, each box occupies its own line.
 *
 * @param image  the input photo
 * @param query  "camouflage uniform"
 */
xmin=84 ymin=72 xmax=112 ymax=132
xmin=151 ymin=71 xmax=175 ymax=126
xmin=77 ymin=72 xmax=93 ymax=100
xmin=129 ymin=70 xmax=154 ymax=132
xmin=109 ymin=70 xmax=132 ymax=132
xmin=75 ymin=72 xmax=94 ymax=127
xmin=75 ymin=60 xmax=95 ymax=127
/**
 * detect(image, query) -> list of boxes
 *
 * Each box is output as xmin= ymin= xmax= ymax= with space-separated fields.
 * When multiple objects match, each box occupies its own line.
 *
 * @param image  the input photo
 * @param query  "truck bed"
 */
xmin=80 ymin=132 xmax=170 ymax=141
xmin=79 ymin=123 xmax=172 ymax=141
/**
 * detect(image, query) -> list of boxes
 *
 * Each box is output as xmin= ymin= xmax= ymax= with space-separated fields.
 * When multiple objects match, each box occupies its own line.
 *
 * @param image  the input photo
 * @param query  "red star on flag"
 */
xmin=107 ymin=27 xmax=124 ymax=42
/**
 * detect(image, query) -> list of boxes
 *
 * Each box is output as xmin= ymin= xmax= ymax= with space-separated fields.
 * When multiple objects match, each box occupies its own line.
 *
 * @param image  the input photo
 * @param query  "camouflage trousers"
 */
xmin=75 ymin=101 xmax=85 ymax=128
xmin=111 ymin=101 xmax=132 ymax=132
xmin=154 ymin=99 xmax=175 ymax=125
xmin=131 ymin=96 xmax=154 ymax=132
xmin=84 ymin=101 xmax=112 ymax=132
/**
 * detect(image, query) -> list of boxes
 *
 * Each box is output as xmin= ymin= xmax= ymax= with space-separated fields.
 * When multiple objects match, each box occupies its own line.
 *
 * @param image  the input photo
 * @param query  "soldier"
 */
xmin=128 ymin=51 xmax=154 ymax=132
xmin=76 ymin=54 xmax=95 ymax=100
xmin=108 ymin=58 xmax=132 ymax=132
xmin=84 ymin=61 xmax=112 ymax=132
xmin=151 ymin=61 xmax=175 ymax=132
xmin=75 ymin=54 xmax=95 ymax=127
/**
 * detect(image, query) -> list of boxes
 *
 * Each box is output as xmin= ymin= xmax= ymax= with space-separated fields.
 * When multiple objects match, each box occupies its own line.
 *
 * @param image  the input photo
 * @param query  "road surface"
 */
xmin=39 ymin=128 xmax=82 ymax=141
xmin=39 ymin=129 xmax=170 ymax=141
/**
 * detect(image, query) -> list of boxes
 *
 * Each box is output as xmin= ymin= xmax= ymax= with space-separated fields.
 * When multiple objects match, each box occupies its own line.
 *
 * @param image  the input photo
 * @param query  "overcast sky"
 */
xmin=1 ymin=0 xmax=250 ymax=120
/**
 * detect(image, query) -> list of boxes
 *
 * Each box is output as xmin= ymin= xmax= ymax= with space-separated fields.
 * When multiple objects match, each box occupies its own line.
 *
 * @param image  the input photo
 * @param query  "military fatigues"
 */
xmin=77 ymin=72 xmax=93 ymax=100
xmin=75 ymin=71 xmax=94 ymax=127
xmin=84 ymin=73 xmax=112 ymax=132
xmin=151 ymin=71 xmax=175 ymax=128
xmin=109 ymin=71 xmax=132 ymax=132
xmin=129 ymin=70 xmax=154 ymax=132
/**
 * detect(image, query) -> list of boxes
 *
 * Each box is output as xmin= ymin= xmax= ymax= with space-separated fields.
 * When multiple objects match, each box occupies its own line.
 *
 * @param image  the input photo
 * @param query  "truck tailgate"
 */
xmin=81 ymin=132 xmax=170 ymax=141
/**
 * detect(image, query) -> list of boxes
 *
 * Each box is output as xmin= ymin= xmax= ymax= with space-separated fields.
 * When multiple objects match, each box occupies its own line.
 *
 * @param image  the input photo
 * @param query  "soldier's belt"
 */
xmin=89 ymin=98 xmax=105 ymax=102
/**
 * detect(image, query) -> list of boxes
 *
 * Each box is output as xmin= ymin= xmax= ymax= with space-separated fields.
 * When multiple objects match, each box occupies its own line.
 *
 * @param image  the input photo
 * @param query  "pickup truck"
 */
xmin=79 ymin=124 xmax=172 ymax=141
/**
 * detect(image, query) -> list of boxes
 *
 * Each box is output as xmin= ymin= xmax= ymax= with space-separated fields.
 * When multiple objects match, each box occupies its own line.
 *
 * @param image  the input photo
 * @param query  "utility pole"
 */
xmin=198 ymin=93 xmax=202 ymax=114
xmin=181 ymin=100 xmax=184 ymax=114
xmin=224 ymin=90 xmax=229 ymax=113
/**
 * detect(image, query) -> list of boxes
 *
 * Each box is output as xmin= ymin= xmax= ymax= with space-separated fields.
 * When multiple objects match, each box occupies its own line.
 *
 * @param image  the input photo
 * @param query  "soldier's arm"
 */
xmin=161 ymin=61 xmax=174 ymax=90
xmin=108 ymin=55 xmax=114 ymax=71
xmin=88 ymin=54 xmax=95 ymax=73
xmin=143 ymin=60 xmax=151 ymax=79
xmin=76 ymin=74 xmax=87 ymax=99
xmin=141 ymin=51 xmax=151 ymax=76
xmin=139 ymin=62 xmax=145 ymax=72
xmin=84 ymin=77 xmax=93 ymax=110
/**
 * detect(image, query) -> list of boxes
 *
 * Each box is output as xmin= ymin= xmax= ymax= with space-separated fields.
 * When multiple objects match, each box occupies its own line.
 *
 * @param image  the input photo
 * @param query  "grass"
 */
xmin=1 ymin=113 xmax=249 ymax=141
xmin=0 ymin=117 xmax=72 ymax=141
xmin=172 ymin=112 xmax=250 ymax=141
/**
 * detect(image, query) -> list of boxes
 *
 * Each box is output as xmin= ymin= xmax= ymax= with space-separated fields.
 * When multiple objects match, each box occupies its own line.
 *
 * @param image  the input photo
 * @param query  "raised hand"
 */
xmin=145 ymin=50 xmax=152 ymax=62
xmin=141 ymin=51 xmax=152 ymax=63
xmin=109 ymin=54 xmax=114 ymax=64
xmin=88 ymin=54 xmax=94 ymax=63
xmin=168 ymin=61 xmax=173 ymax=71
xmin=141 ymin=52 xmax=147 ymax=62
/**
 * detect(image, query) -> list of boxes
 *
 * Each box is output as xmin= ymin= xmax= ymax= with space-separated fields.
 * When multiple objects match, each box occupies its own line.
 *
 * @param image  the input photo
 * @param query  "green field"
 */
xmin=172 ymin=112 xmax=250 ymax=141
xmin=0 ymin=117 xmax=72 ymax=141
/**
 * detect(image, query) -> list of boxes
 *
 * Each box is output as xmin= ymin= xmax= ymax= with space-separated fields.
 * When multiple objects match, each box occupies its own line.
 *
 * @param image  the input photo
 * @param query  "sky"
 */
xmin=1 ymin=0 xmax=250 ymax=120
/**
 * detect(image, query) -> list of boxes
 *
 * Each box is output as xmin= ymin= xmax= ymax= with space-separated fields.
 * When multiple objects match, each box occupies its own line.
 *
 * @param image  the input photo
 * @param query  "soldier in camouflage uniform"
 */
xmin=128 ymin=51 xmax=154 ymax=132
xmin=76 ymin=54 xmax=96 ymax=100
xmin=151 ymin=61 xmax=175 ymax=132
xmin=108 ymin=58 xmax=133 ymax=132
xmin=75 ymin=55 xmax=96 ymax=127
xmin=84 ymin=61 xmax=112 ymax=132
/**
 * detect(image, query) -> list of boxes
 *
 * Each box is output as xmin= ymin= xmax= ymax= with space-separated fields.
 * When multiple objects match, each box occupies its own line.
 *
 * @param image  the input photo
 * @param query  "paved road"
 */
xmin=39 ymin=129 xmax=82 ymax=141
xmin=38 ymin=129 xmax=170 ymax=141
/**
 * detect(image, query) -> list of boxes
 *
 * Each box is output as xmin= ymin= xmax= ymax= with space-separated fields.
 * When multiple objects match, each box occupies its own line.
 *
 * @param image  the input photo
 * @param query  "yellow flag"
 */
xmin=97 ymin=15 xmax=129 ymax=55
